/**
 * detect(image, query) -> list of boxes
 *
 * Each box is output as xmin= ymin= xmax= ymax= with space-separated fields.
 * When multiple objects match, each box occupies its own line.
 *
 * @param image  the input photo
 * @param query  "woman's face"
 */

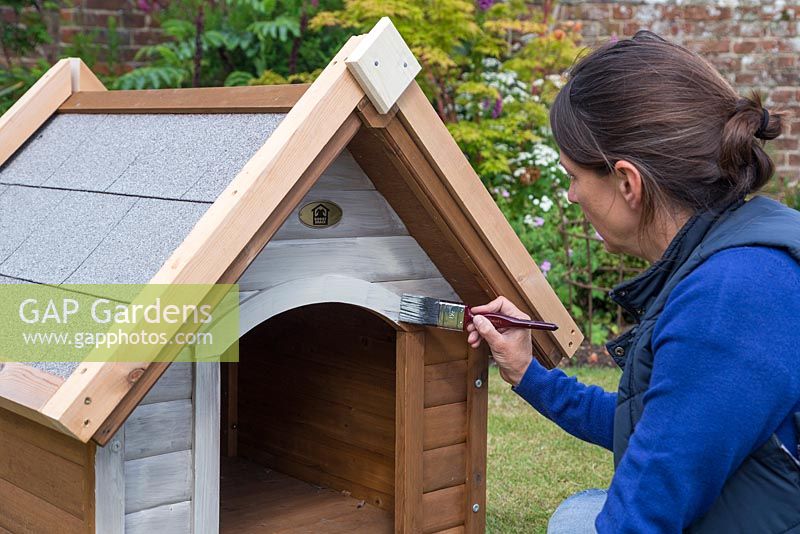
xmin=559 ymin=152 xmax=643 ymax=257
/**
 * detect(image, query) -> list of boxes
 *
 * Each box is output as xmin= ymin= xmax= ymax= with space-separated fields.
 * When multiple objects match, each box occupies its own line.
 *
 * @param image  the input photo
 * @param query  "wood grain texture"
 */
xmin=193 ymin=362 xmax=220 ymax=534
xmin=140 ymin=363 xmax=192 ymax=405
xmin=59 ymin=84 xmax=308 ymax=113
xmin=346 ymin=17 xmax=421 ymax=114
xmin=123 ymin=399 xmax=192 ymax=461
xmin=424 ymin=360 xmax=468 ymax=408
xmin=0 ymin=407 xmax=93 ymax=532
xmin=95 ymin=429 xmax=125 ymax=534
xmin=394 ymin=82 xmax=581 ymax=362
xmin=72 ymin=58 xmax=106 ymax=92
xmin=0 ymin=363 xmax=64 ymax=413
xmin=0 ymin=477 xmax=86 ymax=534
xmin=423 ymin=403 xmax=467 ymax=450
xmin=125 ymin=501 xmax=191 ymax=534
xmin=239 ymin=236 xmax=440 ymax=292
xmin=0 ymin=58 xmax=72 ymax=167
xmin=0 ymin=421 xmax=87 ymax=518
xmin=47 ymin=36 xmax=367 ymax=445
xmin=237 ymin=304 xmax=397 ymax=511
xmin=220 ymin=456 xmax=392 ymax=534
xmin=124 ymin=450 xmax=193 ymax=514
xmin=423 ymin=443 xmax=466 ymax=493
xmin=347 ymin=128 xmax=492 ymax=311
xmin=464 ymin=347 xmax=489 ymax=534
xmin=422 ymin=484 xmax=465 ymax=533
xmin=395 ymin=329 xmax=425 ymax=534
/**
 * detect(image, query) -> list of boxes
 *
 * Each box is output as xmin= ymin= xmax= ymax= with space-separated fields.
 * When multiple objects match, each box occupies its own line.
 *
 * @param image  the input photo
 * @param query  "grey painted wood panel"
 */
xmin=96 ymin=428 xmax=125 ymax=534
xmin=125 ymin=450 xmax=193 ymax=514
xmin=376 ymin=277 xmax=459 ymax=302
xmin=124 ymin=501 xmax=191 ymax=534
xmin=312 ymin=150 xmax=374 ymax=190
xmin=272 ymin=190 xmax=407 ymax=240
xmin=123 ymin=399 xmax=192 ymax=461
xmin=238 ymin=236 xmax=442 ymax=292
xmin=141 ymin=363 xmax=192 ymax=405
xmin=192 ymin=363 xmax=220 ymax=534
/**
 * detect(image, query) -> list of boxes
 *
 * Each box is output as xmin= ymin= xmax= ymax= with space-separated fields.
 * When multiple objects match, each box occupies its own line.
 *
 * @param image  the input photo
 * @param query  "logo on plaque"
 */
xmin=299 ymin=201 xmax=342 ymax=228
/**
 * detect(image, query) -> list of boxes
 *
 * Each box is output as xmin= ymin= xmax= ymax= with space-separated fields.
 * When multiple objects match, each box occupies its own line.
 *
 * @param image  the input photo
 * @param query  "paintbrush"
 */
xmin=399 ymin=294 xmax=558 ymax=332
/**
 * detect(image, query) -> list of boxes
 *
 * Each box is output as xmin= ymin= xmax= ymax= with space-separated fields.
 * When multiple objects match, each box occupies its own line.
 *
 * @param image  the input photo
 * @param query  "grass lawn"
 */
xmin=487 ymin=365 xmax=621 ymax=533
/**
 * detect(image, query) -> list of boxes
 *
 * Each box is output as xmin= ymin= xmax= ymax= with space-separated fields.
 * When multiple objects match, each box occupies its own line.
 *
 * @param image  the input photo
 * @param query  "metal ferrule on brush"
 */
xmin=438 ymin=301 xmax=466 ymax=330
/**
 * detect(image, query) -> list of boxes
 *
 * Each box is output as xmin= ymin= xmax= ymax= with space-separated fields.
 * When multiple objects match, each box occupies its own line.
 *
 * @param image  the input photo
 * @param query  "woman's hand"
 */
xmin=466 ymin=296 xmax=533 ymax=386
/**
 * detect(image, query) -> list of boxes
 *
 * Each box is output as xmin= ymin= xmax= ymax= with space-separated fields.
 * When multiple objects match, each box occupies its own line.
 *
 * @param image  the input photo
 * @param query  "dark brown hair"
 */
xmin=550 ymin=31 xmax=783 ymax=223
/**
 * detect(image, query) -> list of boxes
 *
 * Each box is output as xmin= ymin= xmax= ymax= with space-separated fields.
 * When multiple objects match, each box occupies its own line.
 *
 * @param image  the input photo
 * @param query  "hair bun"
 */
xmin=755 ymin=108 xmax=771 ymax=139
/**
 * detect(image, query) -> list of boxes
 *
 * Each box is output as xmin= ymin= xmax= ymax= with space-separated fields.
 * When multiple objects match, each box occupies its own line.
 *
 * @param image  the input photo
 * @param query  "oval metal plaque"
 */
xmin=298 ymin=200 xmax=343 ymax=228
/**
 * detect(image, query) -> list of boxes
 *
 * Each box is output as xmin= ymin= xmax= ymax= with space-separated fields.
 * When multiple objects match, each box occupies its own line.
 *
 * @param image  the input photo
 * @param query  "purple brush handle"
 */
xmin=464 ymin=308 xmax=558 ymax=331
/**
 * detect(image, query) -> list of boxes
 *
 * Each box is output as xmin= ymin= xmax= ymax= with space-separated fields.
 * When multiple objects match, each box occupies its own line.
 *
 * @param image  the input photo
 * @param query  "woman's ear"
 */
xmin=613 ymin=160 xmax=644 ymax=211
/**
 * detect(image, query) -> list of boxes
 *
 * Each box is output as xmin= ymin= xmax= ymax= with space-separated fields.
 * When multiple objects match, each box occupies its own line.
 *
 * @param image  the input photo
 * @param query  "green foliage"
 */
xmin=0 ymin=0 xmax=58 ymax=113
xmin=115 ymin=0 xmax=349 ymax=90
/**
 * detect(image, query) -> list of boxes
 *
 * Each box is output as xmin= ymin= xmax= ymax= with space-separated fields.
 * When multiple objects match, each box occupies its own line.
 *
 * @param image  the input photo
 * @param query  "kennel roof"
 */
xmin=0 ymin=18 xmax=581 ymax=445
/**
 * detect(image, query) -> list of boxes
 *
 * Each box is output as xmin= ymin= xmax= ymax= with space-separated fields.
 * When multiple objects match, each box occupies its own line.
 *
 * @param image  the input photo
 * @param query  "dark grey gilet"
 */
xmin=605 ymin=196 xmax=800 ymax=533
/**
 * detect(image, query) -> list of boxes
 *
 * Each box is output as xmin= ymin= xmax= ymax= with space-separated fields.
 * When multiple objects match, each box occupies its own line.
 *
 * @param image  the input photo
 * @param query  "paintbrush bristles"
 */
xmin=399 ymin=294 xmax=466 ymax=330
xmin=398 ymin=294 xmax=441 ymax=326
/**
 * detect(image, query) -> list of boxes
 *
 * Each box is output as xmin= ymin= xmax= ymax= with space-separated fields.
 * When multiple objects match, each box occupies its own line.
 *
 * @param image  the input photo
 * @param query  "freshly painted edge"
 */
xmin=192 ymin=361 xmax=220 ymax=534
xmin=95 ymin=426 xmax=125 ymax=534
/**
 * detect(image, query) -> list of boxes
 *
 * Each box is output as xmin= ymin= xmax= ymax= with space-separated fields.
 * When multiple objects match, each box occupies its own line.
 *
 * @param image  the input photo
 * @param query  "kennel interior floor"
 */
xmin=220 ymin=457 xmax=393 ymax=533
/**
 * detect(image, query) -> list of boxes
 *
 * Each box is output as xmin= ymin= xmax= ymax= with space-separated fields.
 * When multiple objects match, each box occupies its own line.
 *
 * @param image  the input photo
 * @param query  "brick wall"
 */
xmin=4 ymin=0 xmax=163 ymax=72
xmin=555 ymin=0 xmax=799 ymax=181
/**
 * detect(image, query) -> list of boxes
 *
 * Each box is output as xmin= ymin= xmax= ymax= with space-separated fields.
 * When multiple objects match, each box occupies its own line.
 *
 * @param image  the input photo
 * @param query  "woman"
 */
xmin=467 ymin=31 xmax=800 ymax=533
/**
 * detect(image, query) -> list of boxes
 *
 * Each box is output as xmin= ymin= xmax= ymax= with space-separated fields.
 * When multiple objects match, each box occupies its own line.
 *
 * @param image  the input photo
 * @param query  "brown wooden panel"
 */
xmin=433 ymin=527 xmax=466 ymax=534
xmin=0 ymin=431 xmax=87 ymax=518
xmin=0 ymin=477 xmax=86 ymax=534
xmin=396 ymin=330 xmax=425 ymax=534
xmin=237 ymin=393 xmax=395 ymax=457
xmin=425 ymin=360 xmax=467 ymax=408
xmin=236 ymin=303 xmax=397 ymax=513
xmin=423 ymin=443 xmax=466 ymax=493
xmin=238 ymin=443 xmax=394 ymax=511
xmin=465 ymin=347 xmax=489 ymax=533
xmin=238 ymin=418 xmax=393 ymax=493
xmin=59 ymin=84 xmax=309 ymax=114
xmin=220 ymin=456 xmax=393 ymax=532
xmin=239 ymin=349 xmax=395 ymax=419
xmin=423 ymin=328 xmax=469 ymax=365
xmin=422 ymin=484 xmax=466 ymax=533
xmin=0 ymin=408 xmax=86 ymax=465
xmin=423 ymin=403 xmax=467 ymax=450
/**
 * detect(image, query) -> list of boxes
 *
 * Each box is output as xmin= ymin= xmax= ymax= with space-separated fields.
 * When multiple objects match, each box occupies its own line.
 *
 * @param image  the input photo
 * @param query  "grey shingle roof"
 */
xmin=0 ymin=112 xmax=285 ymax=378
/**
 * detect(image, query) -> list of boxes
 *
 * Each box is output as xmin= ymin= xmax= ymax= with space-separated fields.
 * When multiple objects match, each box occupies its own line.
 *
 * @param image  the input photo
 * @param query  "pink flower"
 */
xmin=533 ymin=216 xmax=545 ymax=227
xmin=540 ymin=260 xmax=552 ymax=275
xmin=491 ymin=97 xmax=503 ymax=118
xmin=500 ymin=188 xmax=510 ymax=198
xmin=477 ymin=0 xmax=495 ymax=10
xmin=594 ymin=230 xmax=604 ymax=241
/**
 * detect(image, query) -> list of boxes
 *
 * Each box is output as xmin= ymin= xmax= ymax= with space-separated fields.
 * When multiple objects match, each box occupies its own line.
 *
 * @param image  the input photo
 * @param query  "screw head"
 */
xmin=474 ymin=379 xmax=483 ymax=388
xmin=374 ymin=60 xmax=379 ymax=67
xmin=472 ymin=503 xmax=480 ymax=513
xmin=84 ymin=397 xmax=92 ymax=405
xmin=403 ymin=61 xmax=408 ymax=68
xmin=111 ymin=440 xmax=122 ymax=453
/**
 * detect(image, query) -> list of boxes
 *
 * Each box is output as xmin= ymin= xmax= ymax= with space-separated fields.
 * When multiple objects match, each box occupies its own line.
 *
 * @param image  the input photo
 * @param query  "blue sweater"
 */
xmin=513 ymin=246 xmax=800 ymax=532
